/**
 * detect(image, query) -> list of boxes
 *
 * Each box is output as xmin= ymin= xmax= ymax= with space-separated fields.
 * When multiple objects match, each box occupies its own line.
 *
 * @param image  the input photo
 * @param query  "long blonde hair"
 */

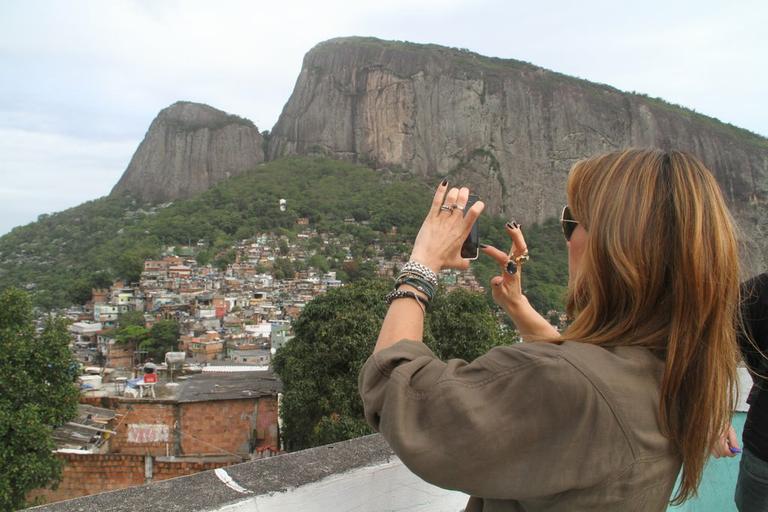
xmin=562 ymin=148 xmax=740 ymax=504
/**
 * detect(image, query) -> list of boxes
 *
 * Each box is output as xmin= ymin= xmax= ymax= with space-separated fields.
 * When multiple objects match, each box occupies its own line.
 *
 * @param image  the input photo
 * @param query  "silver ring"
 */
xmin=452 ymin=204 xmax=465 ymax=212
xmin=440 ymin=205 xmax=453 ymax=214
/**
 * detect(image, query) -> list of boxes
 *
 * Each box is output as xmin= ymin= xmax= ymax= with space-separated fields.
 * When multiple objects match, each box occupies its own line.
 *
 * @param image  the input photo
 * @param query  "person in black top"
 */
xmin=735 ymin=273 xmax=768 ymax=511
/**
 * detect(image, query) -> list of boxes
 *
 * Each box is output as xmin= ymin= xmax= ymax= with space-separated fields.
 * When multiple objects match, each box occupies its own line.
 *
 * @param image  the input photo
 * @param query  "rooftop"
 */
xmin=174 ymin=371 xmax=282 ymax=402
xmin=52 ymin=405 xmax=117 ymax=452
xmin=27 ymin=419 xmax=748 ymax=512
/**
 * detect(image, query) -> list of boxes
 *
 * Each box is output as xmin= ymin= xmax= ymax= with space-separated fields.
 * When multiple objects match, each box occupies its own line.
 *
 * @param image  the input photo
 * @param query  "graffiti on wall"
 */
xmin=127 ymin=423 xmax=169 ymax=443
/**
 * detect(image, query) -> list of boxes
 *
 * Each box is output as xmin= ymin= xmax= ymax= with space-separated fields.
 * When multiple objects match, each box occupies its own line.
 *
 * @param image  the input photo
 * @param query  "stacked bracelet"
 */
xmin=394 ymin=261 xmax=438 ymax=301
xmin=385 ymin=289 xmax=429 ymax=307
xmin=384 ymin=260 xmax=439 ymax=313
xmin=395 ymin=276 xmax=436 ymax=301
xmin=399 ymin=261 xmax=438 ymax=288
xmin=385 ymin=289 xmax=428 ymax=314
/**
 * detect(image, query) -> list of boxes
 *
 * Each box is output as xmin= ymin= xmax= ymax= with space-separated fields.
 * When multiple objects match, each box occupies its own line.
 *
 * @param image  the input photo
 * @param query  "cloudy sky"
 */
xmin=1 ymin=0 xmax=766 ymax=236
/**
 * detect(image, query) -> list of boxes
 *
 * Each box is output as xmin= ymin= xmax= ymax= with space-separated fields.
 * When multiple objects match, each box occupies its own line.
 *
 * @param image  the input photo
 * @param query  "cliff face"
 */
xmin=270 ymin=38 xmax=768 ymax=266
xmin=111 ymin=102 xmax=265 ymax=202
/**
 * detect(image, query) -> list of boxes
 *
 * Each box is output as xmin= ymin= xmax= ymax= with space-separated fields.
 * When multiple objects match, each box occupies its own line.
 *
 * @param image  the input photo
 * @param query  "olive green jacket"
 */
xmin=359 ymin=340 xmax=681 ymax=511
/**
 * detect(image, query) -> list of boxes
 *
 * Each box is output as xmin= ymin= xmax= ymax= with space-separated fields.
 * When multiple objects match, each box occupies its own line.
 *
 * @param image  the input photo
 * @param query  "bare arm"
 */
xmin=374 ymin=284 xmax=426 ymax=353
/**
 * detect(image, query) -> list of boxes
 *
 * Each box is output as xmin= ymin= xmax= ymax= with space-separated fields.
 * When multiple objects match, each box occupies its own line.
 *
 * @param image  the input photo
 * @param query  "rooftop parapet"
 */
xmin=27 ymin=434 xmax=468 ymax=512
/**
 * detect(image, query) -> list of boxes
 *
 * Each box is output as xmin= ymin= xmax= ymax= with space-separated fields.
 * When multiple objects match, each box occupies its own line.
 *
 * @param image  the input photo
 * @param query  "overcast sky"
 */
xmin=1 ymin=0 xmax=766 ymax=236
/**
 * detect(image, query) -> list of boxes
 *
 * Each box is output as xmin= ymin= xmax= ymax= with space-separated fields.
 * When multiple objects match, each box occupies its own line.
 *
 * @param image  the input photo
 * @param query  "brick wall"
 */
xmin=254 ymin=397 xmax=280 ymax=451
xmin=105 ymin=396 xmax=279 ymax=457
xmin=106 ymin=343 xmax=134 ymax=369
xmin=153 ymin=459 xmax=230 ymax=480
xmin=32 ymin=453 xmax=145 ymax=503
xmin=30 ymin=453 xmax=233 ymax=505
xmin=32 ymin=395 xmax=280 ymax=504
xmin=179 ymin=398 xmax=278 ymax=456
xmin=110 ymin=401 xmax=177 ymax=456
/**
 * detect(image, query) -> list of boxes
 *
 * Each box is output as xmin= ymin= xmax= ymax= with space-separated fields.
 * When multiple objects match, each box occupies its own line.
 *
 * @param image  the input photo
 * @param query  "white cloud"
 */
xmin=0 ymin=128 xmax=134 ymax=235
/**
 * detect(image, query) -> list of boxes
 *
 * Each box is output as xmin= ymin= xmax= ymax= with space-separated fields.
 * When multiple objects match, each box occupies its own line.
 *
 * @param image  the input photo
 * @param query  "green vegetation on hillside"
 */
xmin=0 ymin=156 xmax=569 ymax=313
xmin=0 ymin=157 xmax=427 ymax=308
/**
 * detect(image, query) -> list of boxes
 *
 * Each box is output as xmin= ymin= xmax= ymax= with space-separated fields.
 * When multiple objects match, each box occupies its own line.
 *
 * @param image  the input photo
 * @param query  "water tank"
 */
xmin=165 ymin=352 xmax=186 ymax=365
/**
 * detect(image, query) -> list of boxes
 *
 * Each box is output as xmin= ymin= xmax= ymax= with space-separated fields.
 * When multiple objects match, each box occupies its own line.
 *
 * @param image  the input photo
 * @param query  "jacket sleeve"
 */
xmin=740 ymin=273 xmax=768 ymax=380
xmin=358 ymin=340 xmax=633 ymax=500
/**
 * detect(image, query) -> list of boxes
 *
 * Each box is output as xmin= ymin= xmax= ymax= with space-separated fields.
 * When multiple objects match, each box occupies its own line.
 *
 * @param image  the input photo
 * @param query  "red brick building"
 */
xmin=33 ymin=371 xmax=282 ymax=504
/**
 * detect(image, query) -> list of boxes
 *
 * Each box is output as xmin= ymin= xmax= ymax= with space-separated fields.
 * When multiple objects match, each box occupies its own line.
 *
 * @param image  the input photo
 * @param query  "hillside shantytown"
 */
xmin=33 ymin=222 xmax=483 ymax=504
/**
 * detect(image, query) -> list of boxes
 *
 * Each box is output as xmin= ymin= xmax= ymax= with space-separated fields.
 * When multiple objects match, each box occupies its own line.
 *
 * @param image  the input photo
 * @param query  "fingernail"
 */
xmin=506 ymin=221 xmax=519 ymax=230
xmin=730 ymin=447 xmax=742 ymax=454
xmin=479 ymin=243 xmax=488 ymax=249
xmin=441 ymin=179 xmax=448 ymax=186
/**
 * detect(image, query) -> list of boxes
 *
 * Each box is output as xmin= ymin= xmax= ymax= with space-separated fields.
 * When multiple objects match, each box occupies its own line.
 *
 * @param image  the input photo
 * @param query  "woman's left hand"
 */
xmin=711 ymin=424 xmax=740 ymax=458
xmin=409 ymin=181 xmax=485 ymax=273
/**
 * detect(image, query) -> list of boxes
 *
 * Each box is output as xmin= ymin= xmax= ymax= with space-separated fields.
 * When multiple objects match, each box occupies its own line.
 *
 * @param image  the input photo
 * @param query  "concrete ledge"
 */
xmin=28 ymin=434 xmax=398 ymax=512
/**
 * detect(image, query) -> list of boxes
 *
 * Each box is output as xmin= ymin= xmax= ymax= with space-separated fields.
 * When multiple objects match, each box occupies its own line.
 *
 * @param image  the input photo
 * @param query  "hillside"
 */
xmin=0 ymin=157 xmax=568 ymax=311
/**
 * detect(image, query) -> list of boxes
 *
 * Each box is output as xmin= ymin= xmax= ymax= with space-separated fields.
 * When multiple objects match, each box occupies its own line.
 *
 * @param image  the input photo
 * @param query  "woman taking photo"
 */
xmin=359 ymin=149 xmax=740 ymax=511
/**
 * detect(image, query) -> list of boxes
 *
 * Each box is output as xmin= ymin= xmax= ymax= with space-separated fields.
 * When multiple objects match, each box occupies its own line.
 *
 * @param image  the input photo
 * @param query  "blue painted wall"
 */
xmin=668 ymin=412 xmax=746 ymax=512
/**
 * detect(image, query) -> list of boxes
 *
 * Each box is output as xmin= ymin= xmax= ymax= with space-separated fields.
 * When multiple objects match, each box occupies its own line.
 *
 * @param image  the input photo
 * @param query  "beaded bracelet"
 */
xmin=385 ymin=289 xmax=428 ymax=314
xmin=395 ymin=276 xmax=436 ymax=302
xmin=399 ymin=261 xmax=438 ymax=288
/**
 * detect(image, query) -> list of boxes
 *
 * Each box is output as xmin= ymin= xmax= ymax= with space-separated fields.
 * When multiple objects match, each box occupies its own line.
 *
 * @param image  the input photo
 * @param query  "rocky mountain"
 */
xmin=111 ymin=101 xmax=265 ymax=202
xmin=269 ymin=37 xmax=768 ymax=267
xmin=108 ymin=39 xmax=767 ymax=270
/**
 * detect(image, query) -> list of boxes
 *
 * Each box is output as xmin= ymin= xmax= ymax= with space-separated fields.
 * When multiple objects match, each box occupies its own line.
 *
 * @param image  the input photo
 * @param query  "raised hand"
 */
xmin=409 ymin=181 xmax=485 ymax=273
xmin=481 ymin=222 xmax=560 ymax=341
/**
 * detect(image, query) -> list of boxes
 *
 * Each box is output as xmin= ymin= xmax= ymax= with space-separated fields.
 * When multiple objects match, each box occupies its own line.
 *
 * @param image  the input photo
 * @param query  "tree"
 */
xmin=0 ymin=288 xmax=79 ymax=510
xmin=115 ymin=324 xmax=149 ymax=345
xmin=140 ymin=320 xmax=180 ymax=361
xmin=272 ymin=280 xmax=389 ymax=450
xmin=117 ymin=310 xmax=145 ymax=328
xmin=196 ymin=249 xmax=213 ymax=266
xmin=273 ymin=280 xmax=516 ymax=451
xmin=114 ymin=323 xmax=149 ymax=365
xmin=273 ymin=258 xmax=295 ymax=280
xmin=427 ymin=288 xmax=511 ymax=362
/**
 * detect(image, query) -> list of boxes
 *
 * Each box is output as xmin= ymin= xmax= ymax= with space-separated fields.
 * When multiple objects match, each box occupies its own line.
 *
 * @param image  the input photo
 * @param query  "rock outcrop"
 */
xmin=270 ymin=37 xmax=768 ymax=267
xmin=111 ymin=102 xmax=265 ymax=202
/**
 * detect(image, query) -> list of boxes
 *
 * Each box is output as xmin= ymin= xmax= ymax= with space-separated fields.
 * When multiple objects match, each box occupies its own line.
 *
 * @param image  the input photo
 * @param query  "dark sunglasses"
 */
xmin=560 ymin=205 xmax=579 ymax=242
